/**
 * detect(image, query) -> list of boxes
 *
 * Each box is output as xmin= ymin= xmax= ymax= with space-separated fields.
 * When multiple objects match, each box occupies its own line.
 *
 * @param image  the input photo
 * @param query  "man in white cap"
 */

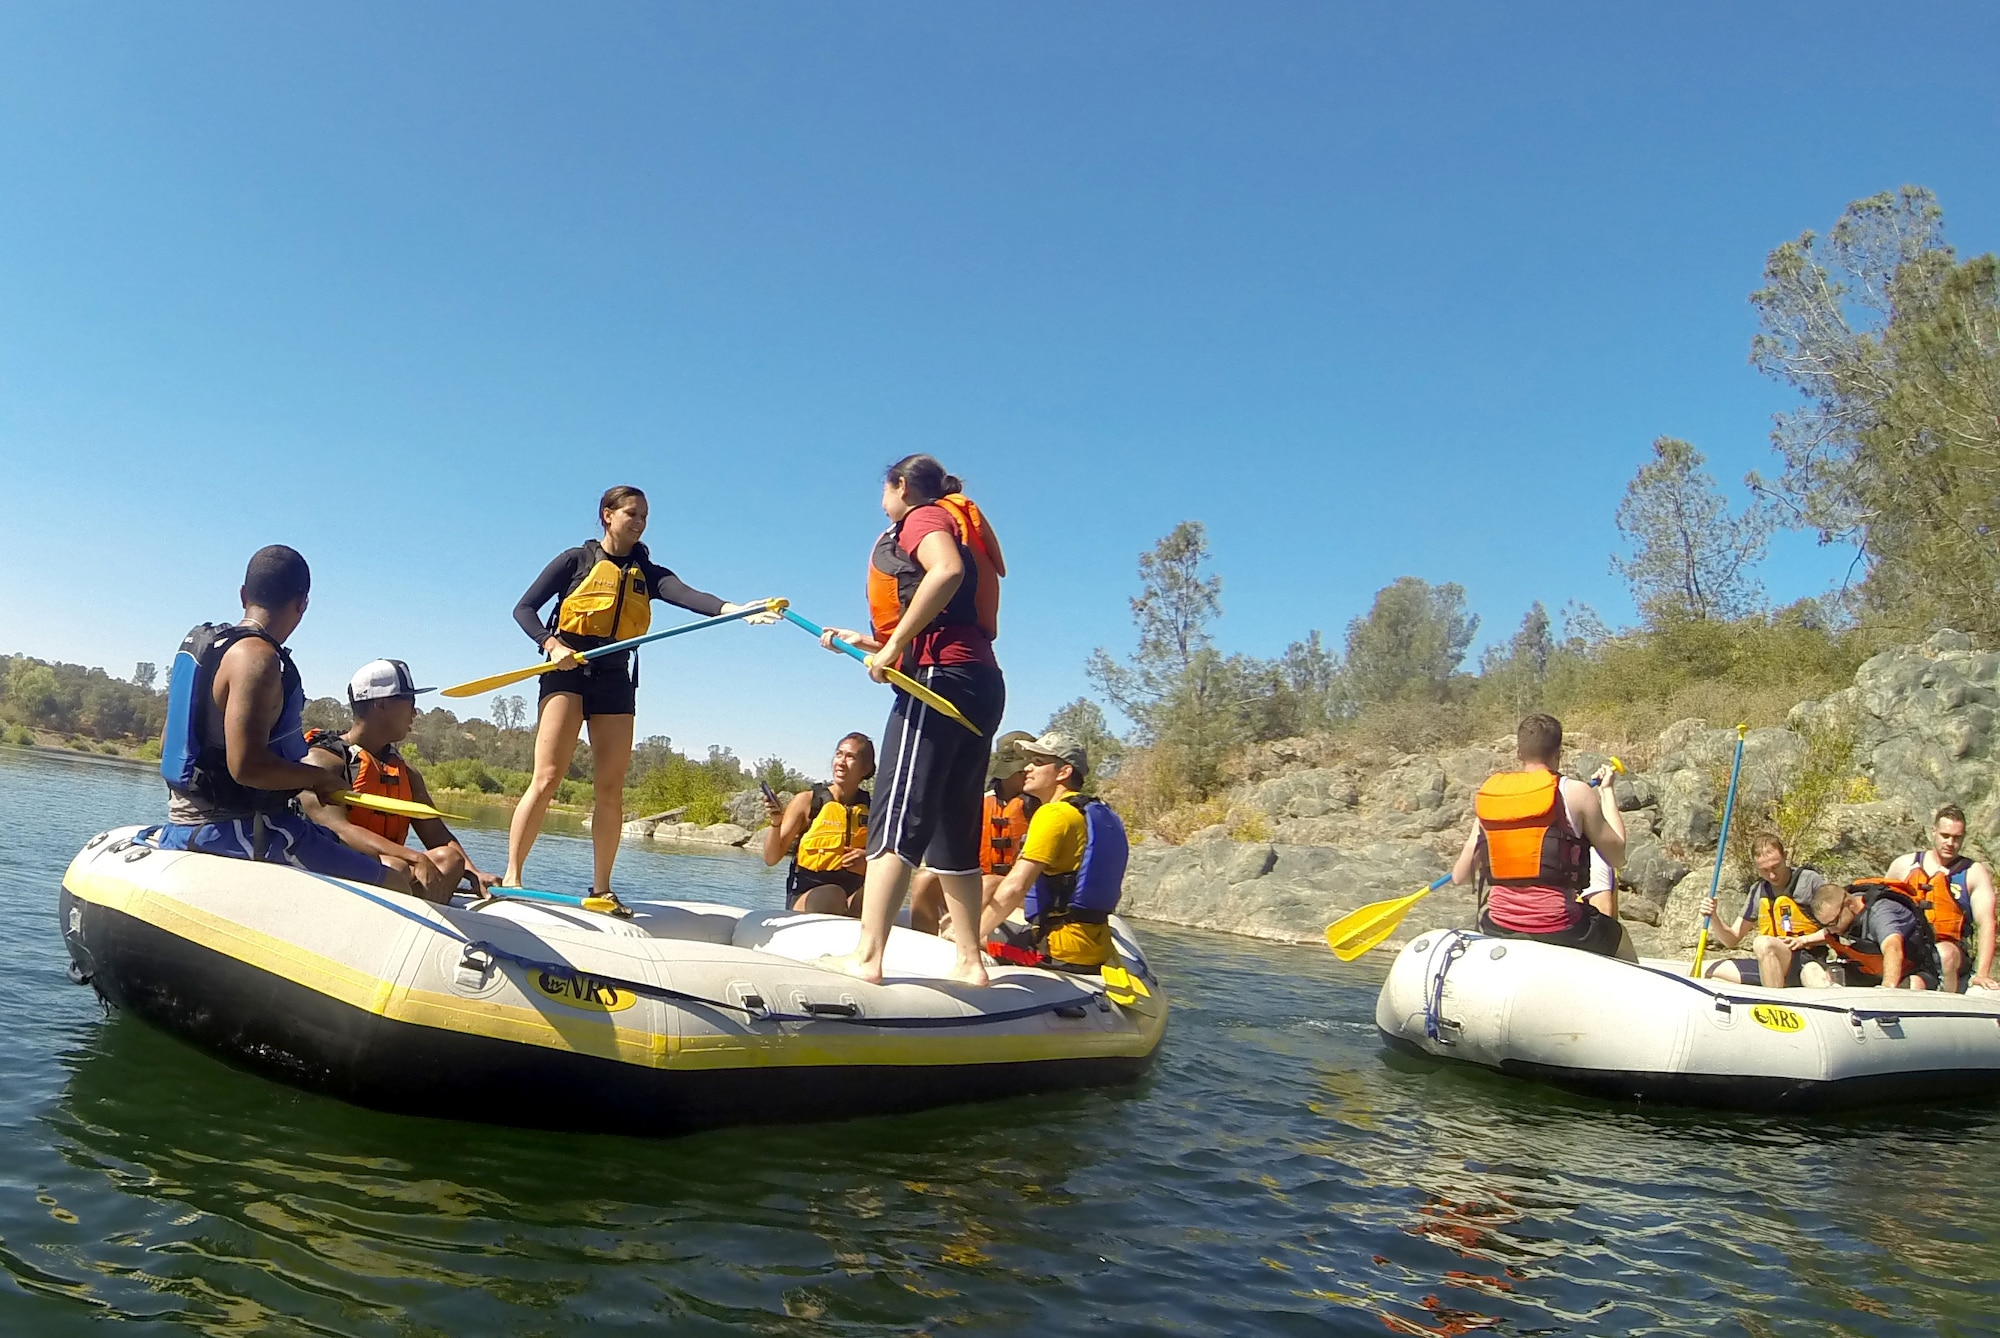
xmin=300 ymin=660 xmax=495 ymax=903
xmin=977 ymin=729 xmax=1130 ymax=970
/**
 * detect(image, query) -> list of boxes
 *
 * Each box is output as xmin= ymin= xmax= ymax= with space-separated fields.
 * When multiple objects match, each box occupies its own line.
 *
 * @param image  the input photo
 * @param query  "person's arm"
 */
xmin=1569 ymin=772 xmax=1626 ymax=869
xmin=219 ymin=643 xmax=343 ymax=798
xmin=760 ymin=791 xmax=813 ymax=868
xmin=1698 ymin=895 xmax=1750 ymax=948
xmin=403 ymin=770 xmax=494 ymax=887
xmin=1971 ymin=863 xmax=1998 ymax=986
xmin=1883 ymin=854 xmax=1915 ymax=882
xmin=514 ymin=549 xmax=582 ymax=645
xmin=1880 ymin=933 xmax=1907 ymax=990
xmin=866 ymin=528 xmax=964 ymax=681
xmin=640 ymin=557 xmax=727 ymax=618
xmin=981 ymin=858 xmax=1048 ymax=939
xmin=1450 ymin=828 xmax=1481 ymax=886
xmin=297 ymin=747 xmax=426 ymax=868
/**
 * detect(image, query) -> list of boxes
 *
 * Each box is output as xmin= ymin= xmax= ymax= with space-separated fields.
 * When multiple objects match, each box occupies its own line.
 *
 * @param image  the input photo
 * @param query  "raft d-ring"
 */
xmin=455 ymin=945 xmax=496 ymax=991
xmin=1489 ymin=945 xmax=1507 ymax=960
xmin=1412 ymin=938 xmax=1431 ymax=953
xmin=122 ymin=847 xmax=151 ymax=863
xmin=84 ymin=832 xmax=109 ymax=850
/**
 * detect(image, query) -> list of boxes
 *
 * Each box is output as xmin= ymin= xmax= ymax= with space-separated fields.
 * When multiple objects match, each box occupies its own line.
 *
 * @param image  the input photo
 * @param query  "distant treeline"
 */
xmin=0 ymin=655 xmax=167 ymax=753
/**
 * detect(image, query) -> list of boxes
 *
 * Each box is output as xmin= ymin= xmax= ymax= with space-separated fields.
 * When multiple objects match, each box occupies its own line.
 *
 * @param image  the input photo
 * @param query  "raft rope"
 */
xmin=314 ymin=869 xmax=1117 ymax=1030
xmin=1422 ymin=930 xmax=1471 ymax=1041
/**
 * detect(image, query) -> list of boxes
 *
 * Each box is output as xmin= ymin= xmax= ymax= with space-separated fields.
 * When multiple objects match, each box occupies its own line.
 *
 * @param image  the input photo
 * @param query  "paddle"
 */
xmin=1689 ymin=724 xmax=1749 ymax=980
xmin=1322 ymin=757 xmax=1628 ymax=961
xmin=332 ymin=789 xmax=466 ymax=823
xmin=479 ymin=885 xmax=631 ymax=917
xmin=778 ymin=608 xmax=983 ymax=736
xmin=440 ymin=599 xmax=787 ymax=698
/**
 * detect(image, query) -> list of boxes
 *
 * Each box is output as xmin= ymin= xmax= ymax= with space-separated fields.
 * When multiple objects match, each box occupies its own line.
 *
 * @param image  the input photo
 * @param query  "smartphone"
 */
xmin=759 ymin=780 xmax=779 ymax=805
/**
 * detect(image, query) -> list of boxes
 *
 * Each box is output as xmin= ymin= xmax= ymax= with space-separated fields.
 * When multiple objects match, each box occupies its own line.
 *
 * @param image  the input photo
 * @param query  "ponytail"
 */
xmin=885 ymin=454 xmax=960 ymax=503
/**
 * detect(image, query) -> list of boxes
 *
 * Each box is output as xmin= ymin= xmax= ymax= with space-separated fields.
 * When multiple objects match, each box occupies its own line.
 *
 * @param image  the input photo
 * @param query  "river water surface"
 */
xmin=3 ymin=747 xmax=1997 ymax=1335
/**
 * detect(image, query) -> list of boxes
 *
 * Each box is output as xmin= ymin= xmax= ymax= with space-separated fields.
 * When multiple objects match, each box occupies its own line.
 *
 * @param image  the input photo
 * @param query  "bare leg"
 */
xmin=909 ymin=868 xmax=945 ymax=934
xmin=1707 ymin=959 xmax=1752 ymax=983
xmin=795 ymin=884 xmax=853 ymax=916
xmin=1754 ymin=935 xmax=1794 ymax=990
xmin=826 ymin=854 xmax=915 ymax=985
xmin=505 ymin=693 xmax=584 ymax=886
xmin=1939 ymin=940 xmax=1964 ymax=994
xmin=585 ymin=712 xmax=635 ymax=895
xmin=425 ymin=844 xmax=467 ymax=888
xmin=934 ymin=869 xmax=990 ymax=986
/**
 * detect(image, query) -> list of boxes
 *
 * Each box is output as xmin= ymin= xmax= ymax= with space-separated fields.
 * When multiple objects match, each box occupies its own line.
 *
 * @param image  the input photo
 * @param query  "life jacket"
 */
xmin=555 ymin=540 xmax=651 ymax=642
xmin=866 ymin=502 xmax=987 ymax=650
xmin=304 ymin=729 xmax=414 ymax=845
xmin=980 ymin=783 xmax=1039 ymax=876
xmin=161 ymin=622 xmax=307 ymax=817
xmin=1906 ymin=852 xmax=1974 ymax=944
xmin=1024 ymin=796 xmax=1128 ymax=928
xmin=1828 ymin=880 xmax=1941 ymax=980
xmin=1473 ymin=771 xmax=1590 ymax=892
xmin=787 ymin=783 xmax=869 ymax=897
xmin=1751 ymin=867 xmax=1824 ymax=938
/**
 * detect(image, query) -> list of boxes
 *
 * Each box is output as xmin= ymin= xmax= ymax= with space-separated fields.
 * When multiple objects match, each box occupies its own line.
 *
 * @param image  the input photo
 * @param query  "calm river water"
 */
xmin=3 ymin=746 xmax=1997 ymax=1335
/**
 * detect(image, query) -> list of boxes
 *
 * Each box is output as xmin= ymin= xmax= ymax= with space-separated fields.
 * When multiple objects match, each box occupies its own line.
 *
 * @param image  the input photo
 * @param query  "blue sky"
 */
xmin=2 ymin=4 xmax=1996 ymax=770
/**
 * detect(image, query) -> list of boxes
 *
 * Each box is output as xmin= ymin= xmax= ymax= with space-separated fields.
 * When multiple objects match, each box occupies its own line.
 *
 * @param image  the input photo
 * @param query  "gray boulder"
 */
xmin=1657 ymin=769 xmax=1716 ymax=851
xmin=1620 ymin=835 xmax=1690 ymax=898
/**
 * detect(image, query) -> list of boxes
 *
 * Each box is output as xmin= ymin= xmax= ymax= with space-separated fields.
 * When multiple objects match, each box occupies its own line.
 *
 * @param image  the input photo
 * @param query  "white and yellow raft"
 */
xmin=1377 ymin=927 xmax=2000 ymax=1111
xmin=59 ymin=826 xmax=1167 ymax=1135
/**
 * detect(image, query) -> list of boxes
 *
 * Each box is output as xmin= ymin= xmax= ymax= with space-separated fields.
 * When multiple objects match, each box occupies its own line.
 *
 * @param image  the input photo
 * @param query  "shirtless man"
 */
xmin=1885 ymin=805 xmax=1998 ymax=992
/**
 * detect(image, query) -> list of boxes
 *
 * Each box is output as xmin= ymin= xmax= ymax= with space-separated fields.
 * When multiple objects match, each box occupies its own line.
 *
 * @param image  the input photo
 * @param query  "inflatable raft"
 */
xmin=59 ymin=826 xmax=1167 ymax=1135
xmin=1377 ymin=927 xmax=2000 ymax=1111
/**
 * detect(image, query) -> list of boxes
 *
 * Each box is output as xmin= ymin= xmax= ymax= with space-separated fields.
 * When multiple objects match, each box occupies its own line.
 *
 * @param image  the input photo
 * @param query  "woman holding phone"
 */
xmin=760 ymin=732 xmax=875 ymax=915
xmin=505 ymin=485 xmax=767 ymax=897
xmin=815 ymin=455 xmax=1007 ymax=986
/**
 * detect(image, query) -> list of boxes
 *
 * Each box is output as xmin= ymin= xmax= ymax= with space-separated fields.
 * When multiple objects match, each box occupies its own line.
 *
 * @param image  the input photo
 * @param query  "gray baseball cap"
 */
xmin=347 ymin=659 xmax=435 ymax=703
xmin=1023 ymin=729 xmax=1088 ymax=778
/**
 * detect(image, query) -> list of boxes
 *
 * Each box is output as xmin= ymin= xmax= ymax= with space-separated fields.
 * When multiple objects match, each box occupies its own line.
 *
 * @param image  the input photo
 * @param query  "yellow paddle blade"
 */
xmin=333 ymin=790 xmax=465 ymax=823
xmin=1323 ymin=880 xmax=1446 ymax=962
xmin=440 ymin=659 xmax=561 ymax=699
xmin=582 ymin=896 xmax=634 ymax=918
xmin=880 ymin=664 xmax=983 ymax=736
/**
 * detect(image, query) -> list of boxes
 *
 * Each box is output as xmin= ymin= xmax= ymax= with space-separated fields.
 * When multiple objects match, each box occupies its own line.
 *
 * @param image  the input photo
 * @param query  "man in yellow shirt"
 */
xmin=979 ymin=730 xmax=1128 ymax=969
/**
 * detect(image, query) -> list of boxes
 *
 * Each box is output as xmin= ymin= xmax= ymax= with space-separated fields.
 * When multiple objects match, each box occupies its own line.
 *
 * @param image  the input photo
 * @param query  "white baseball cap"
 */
xmin=347 ymin=659 xmax=435 ymax=703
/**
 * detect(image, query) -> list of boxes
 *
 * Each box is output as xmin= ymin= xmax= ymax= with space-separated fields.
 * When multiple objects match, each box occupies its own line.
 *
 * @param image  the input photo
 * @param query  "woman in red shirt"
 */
xmin=817 ymin=455 xmax=1008 ymax=986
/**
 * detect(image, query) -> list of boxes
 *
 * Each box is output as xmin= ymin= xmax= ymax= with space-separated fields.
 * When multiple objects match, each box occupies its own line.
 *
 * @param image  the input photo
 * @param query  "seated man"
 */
xmin=153 ymin=546 xmax=423 ymax=897
xmin=1813 ymin=878 xmax=1943 ymax=991
xmin=300 ymin=659 xmax=496 ymax=904
xmin=759 ymin=732 xmax=874 ymax=915
xmin=1885 ymin=805 xmax=1998 ymax=992
xmin=911 ymin=730 xmax=1040 ymax=934
xmin=1451 ymin=713 xmax=1633 ymax=960
xmin=978 ymin=730 xmax=1128 ymax=971
xmin=1698 ymin=833 xmax=1831 ymax=987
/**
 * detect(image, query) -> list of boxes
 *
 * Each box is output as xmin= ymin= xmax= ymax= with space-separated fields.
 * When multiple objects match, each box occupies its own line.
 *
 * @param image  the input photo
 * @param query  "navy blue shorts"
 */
xmin=867 ymin=664 xmax=1006 ymax=874
xmin=155 ymin=812 xmax=390 ymax=886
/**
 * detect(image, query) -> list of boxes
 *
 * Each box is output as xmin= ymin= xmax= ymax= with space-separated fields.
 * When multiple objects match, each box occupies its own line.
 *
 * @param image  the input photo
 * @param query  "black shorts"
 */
xmin=538 ymin=654 xmax=637 ymax=717
xmin=1480 ymin=903 xmax=1626 ymax=958
xmin=867 ymin=663 xmax=1006 ymax=874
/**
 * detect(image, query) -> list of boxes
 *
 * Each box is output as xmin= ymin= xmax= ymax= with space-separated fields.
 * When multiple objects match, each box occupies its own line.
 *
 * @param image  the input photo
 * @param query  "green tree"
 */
xmin=1043 ymin=698 xmax=1125 ymax=778
xmin=5 ymin=662 xmax=68 ymax=731
xmin=1748 ymin=186 xmax=2000 ymax=635
xmin=1479 ymin=602 xmax=1554 ymax=714
xmin=1086 ymin=521 xmax=1222 ymax=737
xmin=132 ymin=662 xmax=157 ymax=691
xmin=1612 ymin=436 xmax=1770 ymax=625
xmin=1344 ymin=578 xmax=1478 ymax=704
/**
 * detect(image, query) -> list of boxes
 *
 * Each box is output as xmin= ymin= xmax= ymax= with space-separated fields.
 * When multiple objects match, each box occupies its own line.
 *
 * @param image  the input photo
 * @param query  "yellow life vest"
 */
xmin=556 ymin=541 xmax=651 ymax=641
xmin=796 ymin=785 xmax=868 ymax=871
xmin=1752 ymin=870 xmax=1822 ymax=937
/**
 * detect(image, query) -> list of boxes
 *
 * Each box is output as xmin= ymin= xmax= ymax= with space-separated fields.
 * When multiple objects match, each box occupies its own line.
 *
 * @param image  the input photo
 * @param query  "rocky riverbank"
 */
xmin=1122 ymin=631 xmax=1999 ymax=956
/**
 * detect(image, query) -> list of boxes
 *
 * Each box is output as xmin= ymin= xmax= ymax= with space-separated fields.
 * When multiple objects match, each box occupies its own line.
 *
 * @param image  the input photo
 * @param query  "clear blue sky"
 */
xmin=2 ymin=4 xmax=1996 ymax=770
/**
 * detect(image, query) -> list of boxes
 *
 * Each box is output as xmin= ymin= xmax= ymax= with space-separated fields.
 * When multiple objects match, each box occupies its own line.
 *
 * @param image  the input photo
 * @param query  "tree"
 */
xmin=1043 ymin=698 xmax=1125 ymax=778
xmin=132 ymin=662 xmax=157 ymax=691
xmin=1612 ymin=437 xmax=1770 ymax=625
xmin=1479 ymin=602 xmax=1554 ymax=714
xmin=1086 ymin=521 xmax=1222 ymax=737
xmin=507 ymin=695 xmax=528 ymax=730
xmin=1748 ymin=186 xmax=2000 ymax=634
xmin=1344 ymin=578 xmax=1478 ymax=704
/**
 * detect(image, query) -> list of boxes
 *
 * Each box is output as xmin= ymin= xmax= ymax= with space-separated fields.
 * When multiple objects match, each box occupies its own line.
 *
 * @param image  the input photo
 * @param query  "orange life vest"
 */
xmin=980 ymin=786 xmax=1039 ymax=876
xmin=307 ymin=729 xmax=414 ymax=845
xmin=1828 ymin=879 xmax=1939 ymax=979
xmin=867 ymin=493 xmax=1004 ymax=643
xmin=1906 ymin=853 xmax=1973 ymax=944
xmin=1473 ymin=771 xmax=1589 ymax=891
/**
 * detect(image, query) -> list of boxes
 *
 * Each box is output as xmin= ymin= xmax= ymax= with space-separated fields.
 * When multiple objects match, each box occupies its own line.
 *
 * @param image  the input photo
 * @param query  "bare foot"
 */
xmin=947 ymin=957 xmax=991 ymax=988
xmin=819 ymin=952 xmax=884 ymax=986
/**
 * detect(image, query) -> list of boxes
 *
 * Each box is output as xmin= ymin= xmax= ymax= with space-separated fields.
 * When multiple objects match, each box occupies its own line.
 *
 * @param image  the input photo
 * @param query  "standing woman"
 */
xmin=505 ymin=485 xmax=765 ymax=896
xmin=819 ymin=455 xmax=1007 ymax=986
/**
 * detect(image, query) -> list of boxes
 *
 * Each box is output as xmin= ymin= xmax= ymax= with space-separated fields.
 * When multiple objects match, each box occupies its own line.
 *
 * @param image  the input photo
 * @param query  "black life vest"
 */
xmin=161 ymin=622 xmax=307 ymax=816
xmin=1831 ymin=882 xmax=1942 ymax=979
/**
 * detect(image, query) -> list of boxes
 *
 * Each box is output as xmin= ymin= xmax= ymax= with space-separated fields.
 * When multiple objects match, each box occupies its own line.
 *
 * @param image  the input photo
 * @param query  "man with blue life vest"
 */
xmin=1883 ymin=805 xmax=1998 ymax=993
xmin=1697 ymin=833 xmax=1833 ymax=988
xmin=152 ymin=546 xmax=425 ymax=897
xmin=299 ymin=659 xmax=497 ymax=904
xmin=977 ymin=730 xmax=1128 ymax=970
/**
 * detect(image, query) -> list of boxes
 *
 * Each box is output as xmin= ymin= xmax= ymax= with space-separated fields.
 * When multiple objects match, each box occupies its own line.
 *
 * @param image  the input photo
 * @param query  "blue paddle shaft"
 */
xmin=491 ymin=887 xmax=594 ymax=908
xmin=1427 ymin=875 xmax=1451 ymax=892
xmin=575 ymin=604 xmax=768 ymax=664
xmin=781 ymin=608 xmax=870 ymax=664
xmin=1696 ymin=730 xmax=1749 ymax=944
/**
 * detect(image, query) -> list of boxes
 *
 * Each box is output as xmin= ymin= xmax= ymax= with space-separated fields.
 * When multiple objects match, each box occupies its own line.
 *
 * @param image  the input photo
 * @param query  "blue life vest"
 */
xmin=161 ymin=622 xmax=308 ymax=816
xmin=1024 ymin=796 xmax=1128 ymax=927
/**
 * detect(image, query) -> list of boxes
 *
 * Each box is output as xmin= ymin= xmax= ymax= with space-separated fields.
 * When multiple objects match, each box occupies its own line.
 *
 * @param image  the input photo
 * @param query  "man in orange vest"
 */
xmin=1884 ymin=804 xmax=1997 ymax=992
xmin=300 ymin=660 xmax=496 ymax=903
